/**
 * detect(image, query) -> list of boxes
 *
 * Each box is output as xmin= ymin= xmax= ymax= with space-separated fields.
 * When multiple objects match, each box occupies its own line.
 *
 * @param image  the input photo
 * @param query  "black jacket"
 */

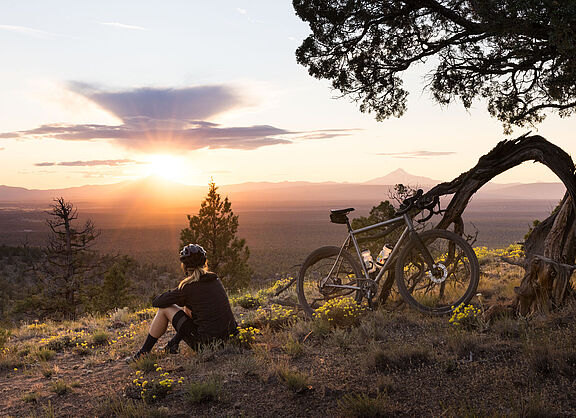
xmin=152 ymin=273 xmax=237 ymax=340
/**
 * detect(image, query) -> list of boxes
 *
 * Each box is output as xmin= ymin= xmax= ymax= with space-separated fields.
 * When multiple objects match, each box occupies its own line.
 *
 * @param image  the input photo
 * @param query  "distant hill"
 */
xmin=0 ymin=170 xmax=566 ymax=209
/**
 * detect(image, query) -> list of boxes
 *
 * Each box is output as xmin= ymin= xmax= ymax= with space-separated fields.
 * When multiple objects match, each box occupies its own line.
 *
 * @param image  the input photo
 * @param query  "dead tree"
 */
xmin=42 ymin=198 xmax=100 ymax=319
xmin=408 ymin=134 xmax=576 ymax=315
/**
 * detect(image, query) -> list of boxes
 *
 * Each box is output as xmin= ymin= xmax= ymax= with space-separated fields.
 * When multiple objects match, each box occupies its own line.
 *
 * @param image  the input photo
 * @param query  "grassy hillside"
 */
xmin=1 ymin=251 xmax=576 ymax=417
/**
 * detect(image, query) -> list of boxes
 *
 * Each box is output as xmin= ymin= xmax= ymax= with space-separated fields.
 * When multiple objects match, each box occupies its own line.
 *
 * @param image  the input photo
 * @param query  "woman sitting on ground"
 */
xmin=127 ymin=244 xmax=238 ymax=361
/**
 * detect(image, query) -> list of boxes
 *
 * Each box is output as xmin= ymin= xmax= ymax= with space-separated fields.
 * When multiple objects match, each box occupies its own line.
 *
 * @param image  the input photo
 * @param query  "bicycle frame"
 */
xmin=325 ymin=212 xmax=435 ymax=292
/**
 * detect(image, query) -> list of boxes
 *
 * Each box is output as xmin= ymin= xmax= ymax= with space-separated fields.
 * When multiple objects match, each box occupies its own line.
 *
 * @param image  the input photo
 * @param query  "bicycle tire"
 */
xmin=395 ymin=229 xmax=479 ymax=315
xmin=297 ymin=246 xmax=363 ymax=317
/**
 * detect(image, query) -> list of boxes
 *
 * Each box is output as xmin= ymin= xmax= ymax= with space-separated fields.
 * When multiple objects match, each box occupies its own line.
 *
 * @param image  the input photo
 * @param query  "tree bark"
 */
xmin=418 ymin=134 xmax=576 ymax=314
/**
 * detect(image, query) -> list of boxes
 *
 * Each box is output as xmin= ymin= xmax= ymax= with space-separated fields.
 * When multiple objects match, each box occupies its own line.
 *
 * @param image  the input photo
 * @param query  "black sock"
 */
xmin=138 ymin=334 xmax=158 ymax=354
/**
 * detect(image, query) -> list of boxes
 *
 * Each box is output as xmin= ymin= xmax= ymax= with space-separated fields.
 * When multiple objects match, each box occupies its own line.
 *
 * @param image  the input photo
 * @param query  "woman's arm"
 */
xmin=152 ymin=288 xmax=186 ymax=308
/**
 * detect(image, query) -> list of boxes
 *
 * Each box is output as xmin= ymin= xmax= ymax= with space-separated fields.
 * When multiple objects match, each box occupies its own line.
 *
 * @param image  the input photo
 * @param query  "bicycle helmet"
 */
xmin=179 ymin=243 xmax=207 ymax=268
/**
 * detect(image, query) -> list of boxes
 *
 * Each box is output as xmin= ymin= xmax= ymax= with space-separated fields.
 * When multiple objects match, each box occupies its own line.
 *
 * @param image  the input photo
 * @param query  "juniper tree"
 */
xmin=180 ymin=181 xmax=252 ymax=291
xmin=294 ymin=0 xmax=576 ymax=133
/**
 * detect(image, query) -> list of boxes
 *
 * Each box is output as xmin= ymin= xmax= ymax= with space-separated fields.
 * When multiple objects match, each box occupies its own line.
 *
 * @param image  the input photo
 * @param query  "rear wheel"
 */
xmin=395 ymin=229 xmax=479 ymax=315
xmin=297 ymin=246 xmax=363 ymax=317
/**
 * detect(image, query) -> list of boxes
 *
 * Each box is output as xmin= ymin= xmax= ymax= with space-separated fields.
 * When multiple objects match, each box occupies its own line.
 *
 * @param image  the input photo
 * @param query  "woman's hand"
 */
xmin=183 ymin=306 xmax=192 ymax=317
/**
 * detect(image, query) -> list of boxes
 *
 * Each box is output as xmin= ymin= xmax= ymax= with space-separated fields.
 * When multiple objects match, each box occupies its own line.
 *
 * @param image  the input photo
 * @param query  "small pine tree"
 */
xmin=180 ymin=180 xmax=252 ymax=291
xmin=89 ymin=257 xmax=133 ymax=313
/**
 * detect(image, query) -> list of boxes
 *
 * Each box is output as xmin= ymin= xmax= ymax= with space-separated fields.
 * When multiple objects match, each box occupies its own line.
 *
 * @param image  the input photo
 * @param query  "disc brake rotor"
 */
xmin=427 ymin=263 xmax=448 ymax=283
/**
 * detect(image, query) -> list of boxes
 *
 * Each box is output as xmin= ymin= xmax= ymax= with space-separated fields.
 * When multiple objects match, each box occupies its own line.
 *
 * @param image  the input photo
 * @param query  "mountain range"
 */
xmin=0 ymin=168 xmax=566 ymax=208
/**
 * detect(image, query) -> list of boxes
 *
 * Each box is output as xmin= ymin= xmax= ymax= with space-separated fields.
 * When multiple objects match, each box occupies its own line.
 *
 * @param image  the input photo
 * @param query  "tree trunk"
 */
xmin=417 ymin=134 xmax=576 ymax=315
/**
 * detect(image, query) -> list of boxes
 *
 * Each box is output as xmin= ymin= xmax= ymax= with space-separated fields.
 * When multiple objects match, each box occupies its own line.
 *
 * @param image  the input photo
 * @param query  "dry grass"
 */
xmin=1 ymin=257 xmax=576 ymax=416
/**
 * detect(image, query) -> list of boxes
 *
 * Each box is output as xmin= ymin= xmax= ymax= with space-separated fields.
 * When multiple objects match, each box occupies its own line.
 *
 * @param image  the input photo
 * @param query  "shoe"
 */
xmin=124 ymin=351 xmax=143 ymax=363
xmin=161 ymin=343 xmax=179 ymax=354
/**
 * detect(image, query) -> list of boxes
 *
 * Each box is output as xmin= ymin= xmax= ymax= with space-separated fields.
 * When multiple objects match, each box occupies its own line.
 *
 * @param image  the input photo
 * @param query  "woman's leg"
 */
xmin=149 ymin=305 xmax=181 ymax=338
xmin=127 ymin=306 xmax=181 ymax=361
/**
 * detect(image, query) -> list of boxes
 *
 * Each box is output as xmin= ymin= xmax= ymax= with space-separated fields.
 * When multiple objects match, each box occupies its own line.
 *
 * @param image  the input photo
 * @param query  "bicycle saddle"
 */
xmin=330 ymin=208 xmax=355 ymax=215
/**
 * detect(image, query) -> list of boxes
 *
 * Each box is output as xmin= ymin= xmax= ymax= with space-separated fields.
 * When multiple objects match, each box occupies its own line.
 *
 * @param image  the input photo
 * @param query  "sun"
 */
xmin=143 ymin=154 xmax=189 ymax=183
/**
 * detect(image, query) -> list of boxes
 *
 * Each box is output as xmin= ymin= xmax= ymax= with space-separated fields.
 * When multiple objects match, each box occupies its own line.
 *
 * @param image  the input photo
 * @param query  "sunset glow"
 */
xmin=0 ymin=1 xmax=575 ymax=190
xmin=143 ymin=155 xmax=190 ymax=183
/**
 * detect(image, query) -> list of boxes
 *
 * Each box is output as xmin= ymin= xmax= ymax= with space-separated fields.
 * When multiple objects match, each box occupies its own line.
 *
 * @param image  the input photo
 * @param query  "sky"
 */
xmin=1 ymin=0 xmax=576 ymax=189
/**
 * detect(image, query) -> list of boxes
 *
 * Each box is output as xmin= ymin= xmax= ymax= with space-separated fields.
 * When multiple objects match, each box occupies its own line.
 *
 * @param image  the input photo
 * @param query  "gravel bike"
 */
xmin=297 ymin=189 xmax=479 ymax=316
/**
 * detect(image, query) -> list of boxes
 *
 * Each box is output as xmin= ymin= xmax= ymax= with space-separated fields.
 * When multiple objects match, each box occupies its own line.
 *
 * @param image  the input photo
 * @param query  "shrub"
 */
xmin=449 ymin=303 xmax=483 ymax=330
xmin=186 ymin=378 xmax=221 ymax=404
xmin=254 ymin=304 xmax=297 ymax=329
xmin=231 ymin=294 xmax=261 ymax=309
xmin=22 ymin=392 xmax=39 ymax=403
xmin=337 ymin=393 xmax=390 ymax=417
xmin=255 ymin=277 xmax=294 ymax=300
xmin=447 ymin=332 xmax=482 ymax=360
xmin=132 ymin=370 xmax=181 ymax=403
xmin=91 ymin=330 xmax=110 ymax=346
xmin=36 ymin=348 xmax=56 ymax=362
xmin=41 ymin=364 xmax=57 ymax=378
xmin=372 ymin=345 xmax=432 ymax=372
xmin=277 ymin=367 xmax=310 ymax=393
xmin=130 ymin=355 xmax=159 ymax=373
xmin=314 ymin=297 xmax=365 ymax=328
xmin=109 ymin=307 xmax=132 ymax=324
xmin=51 ymin=379 xmax=73 ymax=395
xmin=0 ymin=327 xmax=10 ymax=350
xmin=101 ymin=396 xmax=170 ymax=418
xmin=283 ymin=336 xmax=304 ymax=358
xmin=230 ymin=326 xmax=260 ymax=348
xmin=526 ymin=345 xmax=556 ymax=378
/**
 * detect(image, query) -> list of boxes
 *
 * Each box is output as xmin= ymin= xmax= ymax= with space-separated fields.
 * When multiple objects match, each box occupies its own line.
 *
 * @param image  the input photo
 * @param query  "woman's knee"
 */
xmin=159 ymin=305 xmax=181 ymax=321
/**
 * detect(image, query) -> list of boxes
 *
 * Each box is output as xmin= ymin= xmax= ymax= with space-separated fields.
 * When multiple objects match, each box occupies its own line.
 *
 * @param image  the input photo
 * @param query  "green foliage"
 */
xmin=449 ymin=303 xmax=483 ymax=330
xmin=186 ymin=378 xmax=222 ymax=404
xmin=36 ymin=348 xmax=56 ymax=361
xmin=130 ymin=355 xmax=159 ymax=373
xmin=314 ymin=297 xmax=365 ymax=328
xmin=231 ymin=293 xmax=261 ymax=309
xmin=51 ymin=379 xmax=73 ymax=395
xmin=337 ymin=393 xmax=390 ymax=417
xmin=180 ymin=180 xmax=252 ymax=291
xmin=351 ymin=184 xmax=416 ymax=255
xmin=372 ymin=345 xmax=432 ymax=372
xmin=283 ymin=336 xmax=304 ymax=358
xmin=229 ymin=326 xmax=260 ymax=348
xmin=0 ymin=327 xmax=10 ymax=350
xmin=294 ymin=0 xmax=576 ymax=133
xmin=131 ymin=368 xmax=182 ymax=403
xmin=101 ymin=396 xmax=169 ymax=418
xmin=253 ymin=304 xmax=297 ymax=329
xmin=351 ymin=199 xmax=398 ymax=256
xmin=88 ymin=257 xmax=134 ymax=313
xmin=91 ymin=330 xmax=110 ymax=346
xmin=276 ymin=367 xmax=310 ymax=393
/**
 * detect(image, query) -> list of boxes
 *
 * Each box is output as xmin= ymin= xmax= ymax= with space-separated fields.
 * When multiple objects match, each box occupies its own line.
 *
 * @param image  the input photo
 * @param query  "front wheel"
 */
xmin=395 ymin=229 xmax=479 ymax=315
xmin=297 ymin=246 xmax=363 ymax=317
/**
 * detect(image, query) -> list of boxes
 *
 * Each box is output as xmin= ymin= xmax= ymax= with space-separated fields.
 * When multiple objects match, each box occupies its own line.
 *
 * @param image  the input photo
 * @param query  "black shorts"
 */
xmin=171 ymin=310 xmax=202 ymax=349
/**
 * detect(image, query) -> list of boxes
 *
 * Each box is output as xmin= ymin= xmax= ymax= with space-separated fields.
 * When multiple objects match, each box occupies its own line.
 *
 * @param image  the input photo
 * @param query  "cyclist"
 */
xmin=126 ymin=244 xmax=238 ymax=361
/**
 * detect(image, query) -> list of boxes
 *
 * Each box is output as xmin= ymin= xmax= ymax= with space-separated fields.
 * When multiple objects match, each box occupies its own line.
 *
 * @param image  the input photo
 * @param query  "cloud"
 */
xmin=236 ymin=8 xmax=248 ymax=15
xmin=35 ymin=159 xmax=143 ymax=167
xmin=99 ymin=22 xmax=147 ymax=31
xmin=68 ymin=82 xmax=246 ymax=122
xmin=0 ymin=24 xmax=59 ymax=38
xmin=0 ymin=83 xmax=356 ymax=152
xmin=377 ymin=150 xmax=456 ymax=159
